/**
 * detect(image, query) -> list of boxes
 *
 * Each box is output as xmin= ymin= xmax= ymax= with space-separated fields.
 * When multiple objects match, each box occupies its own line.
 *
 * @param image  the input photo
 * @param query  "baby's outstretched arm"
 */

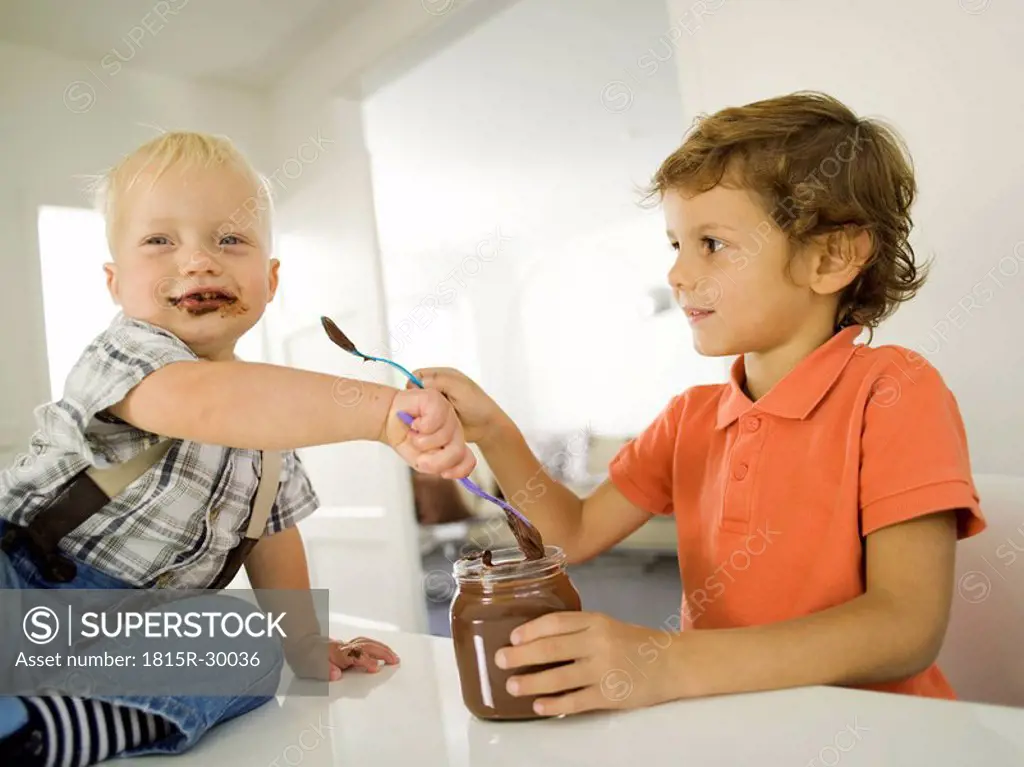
xmin=108 ymin=360 xmax=474 ymax=478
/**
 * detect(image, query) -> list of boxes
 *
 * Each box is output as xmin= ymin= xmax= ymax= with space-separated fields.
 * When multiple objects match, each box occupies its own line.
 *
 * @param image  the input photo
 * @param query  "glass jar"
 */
xmin=450 ymin=545 xmax=582 ymax=721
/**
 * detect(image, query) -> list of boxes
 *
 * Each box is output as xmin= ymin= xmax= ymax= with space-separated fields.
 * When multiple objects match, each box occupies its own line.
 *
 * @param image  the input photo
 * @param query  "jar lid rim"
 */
xmin=453 ymin=545 xmax=566 ymax=582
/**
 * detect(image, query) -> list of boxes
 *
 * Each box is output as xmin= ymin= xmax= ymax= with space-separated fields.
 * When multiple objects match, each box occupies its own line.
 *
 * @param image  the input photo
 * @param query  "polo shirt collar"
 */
xmin=716 ymin=325 xmax=865 ymax=429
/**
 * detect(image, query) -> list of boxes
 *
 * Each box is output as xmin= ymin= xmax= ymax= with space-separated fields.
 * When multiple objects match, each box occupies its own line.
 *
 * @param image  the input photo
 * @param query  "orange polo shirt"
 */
xmin=609 ymin=325 xmax=986 ymax=699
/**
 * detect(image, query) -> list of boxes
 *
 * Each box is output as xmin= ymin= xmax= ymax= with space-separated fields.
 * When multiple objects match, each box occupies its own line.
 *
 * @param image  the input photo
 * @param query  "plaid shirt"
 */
xmin=0 ymin=313 xmax=320 ymax=589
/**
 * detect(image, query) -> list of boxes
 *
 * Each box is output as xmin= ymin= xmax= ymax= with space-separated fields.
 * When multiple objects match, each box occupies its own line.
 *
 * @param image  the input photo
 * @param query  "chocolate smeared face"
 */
xmin=105 ymin=160 xmax=276 ymax=361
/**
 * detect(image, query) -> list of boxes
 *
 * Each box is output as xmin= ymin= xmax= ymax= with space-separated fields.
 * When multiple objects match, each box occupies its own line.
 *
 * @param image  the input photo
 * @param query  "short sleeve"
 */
xmin=859 ymin=351 xmax=985 ymax=540
xmin=267 ymin=450 xmax=320 ymax=534
xmin=608 ymin=395 xmax=685 ymax=516
xmin=38 ymin=314 xmax=197 ymax=466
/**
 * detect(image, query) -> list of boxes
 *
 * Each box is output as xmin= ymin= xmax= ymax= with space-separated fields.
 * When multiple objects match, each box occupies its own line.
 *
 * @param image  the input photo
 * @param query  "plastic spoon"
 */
xmin=399 ymin=413 xmax=544 ymax=561
xmin=394 ymin=411 xmax=535 ymax=525
xmin=320 ymin=315 xmax=542 ymax=545
xmin=320 ymin=316 xmax=424 ymax=387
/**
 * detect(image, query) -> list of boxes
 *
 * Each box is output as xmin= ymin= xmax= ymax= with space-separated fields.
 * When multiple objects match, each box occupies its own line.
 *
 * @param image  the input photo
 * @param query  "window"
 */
xmin=37 ymin=206 xmax=119 ymax=402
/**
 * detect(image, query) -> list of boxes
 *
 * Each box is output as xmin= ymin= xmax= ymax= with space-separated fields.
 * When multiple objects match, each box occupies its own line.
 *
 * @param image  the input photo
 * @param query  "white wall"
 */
xmin=0 ymin=41 xmax=271 ymax=467
xmin=364 ymin=0 xmax=725 ymax=438
xmin=666 ymin=0 xmax=1023 ymax=475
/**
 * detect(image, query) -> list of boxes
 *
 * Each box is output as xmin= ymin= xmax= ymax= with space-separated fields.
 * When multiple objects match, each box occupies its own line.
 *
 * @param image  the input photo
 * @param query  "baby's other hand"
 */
xmin=384 ymin=387 xmax=476 ymax=479
xmin=409 ymin=367 xmax=509 ymax=447
xmin=328 ymin=635 xmax=400 ymax=679
xmin=286 ymin=634 xmax=400 ymax=681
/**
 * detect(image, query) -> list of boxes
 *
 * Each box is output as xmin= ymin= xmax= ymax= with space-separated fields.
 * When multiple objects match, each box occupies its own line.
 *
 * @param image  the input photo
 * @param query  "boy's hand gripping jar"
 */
xmin=450 ymin=546 xmax=582 ymax=720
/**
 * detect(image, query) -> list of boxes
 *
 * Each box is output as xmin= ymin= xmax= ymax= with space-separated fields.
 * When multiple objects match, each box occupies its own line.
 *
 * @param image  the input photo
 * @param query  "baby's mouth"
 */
xmin=170 ymin=288 xmax=238 ymax=315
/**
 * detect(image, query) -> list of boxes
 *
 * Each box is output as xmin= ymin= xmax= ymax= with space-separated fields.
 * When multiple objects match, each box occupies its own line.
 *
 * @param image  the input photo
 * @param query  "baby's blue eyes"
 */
xmin=141 ymin=235 xmax=246 ymax=247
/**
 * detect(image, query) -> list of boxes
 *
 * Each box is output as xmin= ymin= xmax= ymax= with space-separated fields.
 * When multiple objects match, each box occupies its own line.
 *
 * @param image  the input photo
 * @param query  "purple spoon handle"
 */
xmin=396 ymin=410 xmax=533 ymax=526
xmin=458 ymin=476 xmax=531 ymax=525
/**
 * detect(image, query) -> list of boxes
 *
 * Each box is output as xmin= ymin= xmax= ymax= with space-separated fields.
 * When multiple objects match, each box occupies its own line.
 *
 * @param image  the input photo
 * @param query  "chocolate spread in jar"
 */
xmin=450 ymin=546 xmax=581 ymax=720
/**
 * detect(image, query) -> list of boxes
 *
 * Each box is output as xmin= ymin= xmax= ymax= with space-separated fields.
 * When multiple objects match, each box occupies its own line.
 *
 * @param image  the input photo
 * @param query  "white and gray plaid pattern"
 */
xmin=0 ymin=313 xmax=319 ymax=588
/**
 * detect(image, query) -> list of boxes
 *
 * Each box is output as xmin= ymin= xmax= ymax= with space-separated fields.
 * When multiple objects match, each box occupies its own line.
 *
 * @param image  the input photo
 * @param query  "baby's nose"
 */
xmin=180 ymin=249 xmax=218 ymax=274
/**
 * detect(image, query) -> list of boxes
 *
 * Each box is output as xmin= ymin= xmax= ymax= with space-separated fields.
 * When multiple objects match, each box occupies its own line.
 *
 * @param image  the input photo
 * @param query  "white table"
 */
xmin=122 ymin=627 xmax=1024 ymax=766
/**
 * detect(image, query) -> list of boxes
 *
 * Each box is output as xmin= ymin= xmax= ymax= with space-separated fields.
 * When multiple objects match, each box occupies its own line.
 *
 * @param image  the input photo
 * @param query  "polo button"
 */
xmin=733 ymin=463 xmax=748 ymax=480
xmin=745 ymin=417 xmax=761 ymax=432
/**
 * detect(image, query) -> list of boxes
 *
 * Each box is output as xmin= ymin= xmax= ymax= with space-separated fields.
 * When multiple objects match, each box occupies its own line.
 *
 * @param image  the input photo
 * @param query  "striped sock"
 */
xmin=15 ymin=696 xmax=173 ymax=767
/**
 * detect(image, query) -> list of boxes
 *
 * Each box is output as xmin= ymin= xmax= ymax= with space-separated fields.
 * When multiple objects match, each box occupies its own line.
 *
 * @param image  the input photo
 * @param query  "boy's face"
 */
xmin=664 ymin=184 xmax=838 ymax=357
xmin=104 ymin=161 xmax=278 ymax=360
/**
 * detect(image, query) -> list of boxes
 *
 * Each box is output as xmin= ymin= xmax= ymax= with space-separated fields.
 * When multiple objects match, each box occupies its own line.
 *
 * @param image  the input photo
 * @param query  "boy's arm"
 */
xmin=409 ymin=367 xmax=656 ymax=563
xmin=502 ymin=510 xmax=960 ymax=715
xmin=478 ymin=419 xmax=652 ymax=564
xmin=678 ymin=510 xmax=958 ymax=696
xmin=109 ymin=360 xmax=391 ymax=450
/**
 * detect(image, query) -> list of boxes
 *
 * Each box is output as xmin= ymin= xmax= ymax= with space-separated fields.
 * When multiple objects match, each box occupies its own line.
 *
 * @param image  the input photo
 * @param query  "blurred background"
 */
xmin=0 ymin=0 xmax=1021 ymax=666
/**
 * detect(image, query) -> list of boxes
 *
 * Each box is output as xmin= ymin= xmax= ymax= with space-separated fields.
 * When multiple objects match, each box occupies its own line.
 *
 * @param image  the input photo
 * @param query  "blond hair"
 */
xmin=92 ymin=131 xmax=274 ymax=248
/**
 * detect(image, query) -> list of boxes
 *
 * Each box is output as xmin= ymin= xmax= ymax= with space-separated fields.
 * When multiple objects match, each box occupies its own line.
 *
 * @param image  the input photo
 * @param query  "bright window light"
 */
xmin=36 ymin=206 xmax=119 ymax=402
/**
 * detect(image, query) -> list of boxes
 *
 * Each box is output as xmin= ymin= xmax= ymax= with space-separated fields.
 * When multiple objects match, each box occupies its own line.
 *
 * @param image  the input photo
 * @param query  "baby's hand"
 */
xmin=286 ymin=634 xmax=400 ymax=680
xmin=328 ymin=635 xmax=400 ymax=679
xmin=384 ymin=388 xmax=476 ymax=479
xmin=409 ymin=368 xmax=509 ymax=447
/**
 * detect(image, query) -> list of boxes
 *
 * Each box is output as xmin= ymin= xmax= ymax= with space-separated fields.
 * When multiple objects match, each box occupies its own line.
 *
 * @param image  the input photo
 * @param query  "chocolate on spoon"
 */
xmin=320 ymin=316 xmax=359 ymax=355
xmin=321 ymin=316 xmax=426 ymax=385
xmin=503 ymin=509 xmax=545 ymax=561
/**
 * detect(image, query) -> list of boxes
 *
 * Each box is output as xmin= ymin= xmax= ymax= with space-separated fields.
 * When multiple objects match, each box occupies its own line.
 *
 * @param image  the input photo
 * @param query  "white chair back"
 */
xmin=937 ymin=473 xmax=1024 ymax=707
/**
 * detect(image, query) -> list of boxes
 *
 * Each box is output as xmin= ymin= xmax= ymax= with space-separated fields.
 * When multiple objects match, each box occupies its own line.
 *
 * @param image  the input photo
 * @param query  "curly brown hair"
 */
xmin=644 ymin=91 xmax=926 ymax=330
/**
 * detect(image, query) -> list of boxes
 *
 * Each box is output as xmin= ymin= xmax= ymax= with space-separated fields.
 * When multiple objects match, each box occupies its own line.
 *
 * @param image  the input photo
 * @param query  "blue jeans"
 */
xmin=0 ymin=520 xmax=282 ymax=757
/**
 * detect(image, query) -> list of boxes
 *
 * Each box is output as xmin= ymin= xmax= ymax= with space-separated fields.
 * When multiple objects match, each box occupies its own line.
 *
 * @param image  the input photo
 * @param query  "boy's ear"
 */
xmin=810 ymin=227 xmax=872 ymax=296
xmin=103 ymin=262 xmax=121 ymax=304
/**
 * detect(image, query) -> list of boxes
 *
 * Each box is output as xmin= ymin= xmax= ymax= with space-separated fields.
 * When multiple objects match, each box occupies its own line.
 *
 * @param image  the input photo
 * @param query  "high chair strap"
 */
xmin=86 ymin=439 xmax=173 ymax=497
xmin=21 ymin=440 xmax=175 ymax=555
xmin=246 ymin=450 xmax=281 ymax=539
xmin=11 ymin=441 xmax=283 ymax=587
xmin=204 ymin=450 xmax=282 ymax=590
xmin=88 ymin=442 xmax=281 ymax=540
